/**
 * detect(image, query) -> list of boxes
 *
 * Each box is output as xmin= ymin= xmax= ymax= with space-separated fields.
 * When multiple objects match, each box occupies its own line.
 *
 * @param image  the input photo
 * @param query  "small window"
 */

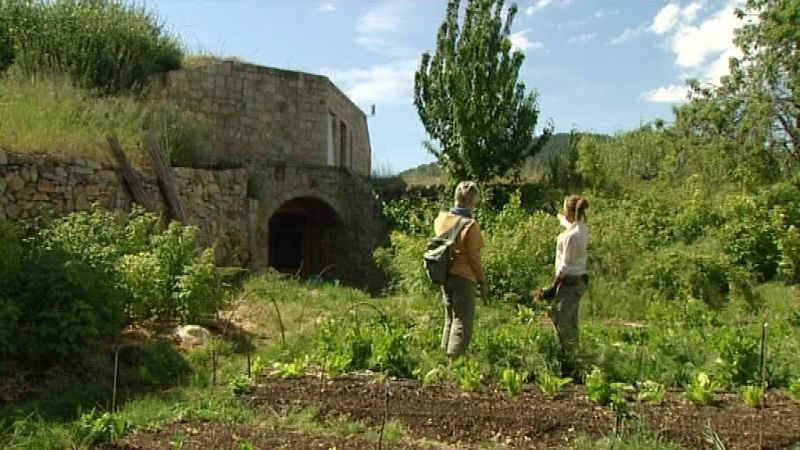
xmin=340 ymin=121 xmax=347 ymax=167
xmin=326 ymin=113 xmax=336 ymax=166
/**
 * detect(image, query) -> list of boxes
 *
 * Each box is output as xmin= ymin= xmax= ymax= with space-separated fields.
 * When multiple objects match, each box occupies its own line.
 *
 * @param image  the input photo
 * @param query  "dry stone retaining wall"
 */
xmin=0 ymin=148 xmax=249 ymax=266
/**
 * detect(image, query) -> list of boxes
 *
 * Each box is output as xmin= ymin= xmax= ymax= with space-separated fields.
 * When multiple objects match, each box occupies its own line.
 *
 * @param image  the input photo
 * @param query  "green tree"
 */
xmin=414 ymin=0 xmax=551 ymax=184
xmin=673 ymin=0 xmax=800 ymax=179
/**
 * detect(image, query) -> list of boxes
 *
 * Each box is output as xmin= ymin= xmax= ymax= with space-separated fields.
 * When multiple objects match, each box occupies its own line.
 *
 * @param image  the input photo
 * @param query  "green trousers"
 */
xmin=441 ymin=274 xmax=476 ymax=357
xmin=552 ymin=275 xmax=588 ymax=353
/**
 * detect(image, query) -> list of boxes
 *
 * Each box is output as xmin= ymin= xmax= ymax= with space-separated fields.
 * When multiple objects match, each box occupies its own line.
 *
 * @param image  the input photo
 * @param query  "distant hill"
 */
xmin=397 ymin=132 xmax=609 ymax=185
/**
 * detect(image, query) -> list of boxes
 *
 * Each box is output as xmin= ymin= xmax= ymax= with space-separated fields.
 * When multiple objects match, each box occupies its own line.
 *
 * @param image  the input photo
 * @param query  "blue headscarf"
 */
xmin=449 ymin=205 xmax=473 ymax=218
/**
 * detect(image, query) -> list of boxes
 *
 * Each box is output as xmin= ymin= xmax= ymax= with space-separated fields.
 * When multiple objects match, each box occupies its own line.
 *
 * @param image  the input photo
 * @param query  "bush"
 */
xmin=482 ymin=192 xmax=558 ymax=299
xmin=0 ymin=222 xmax=25 ymax=354
xmin=40 ymin=206 xmax=224 ymax=325
xmin=2 ymin=0 xmax=183 ymax=94
xmin=630 ymin=245 xmax=735 ymax=307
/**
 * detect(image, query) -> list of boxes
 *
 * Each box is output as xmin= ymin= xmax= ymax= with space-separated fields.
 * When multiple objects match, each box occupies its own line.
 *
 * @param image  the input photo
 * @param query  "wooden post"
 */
xmin=105 ymin=135 xmax=157 ymax=212
xmin=145 ymin=131 xmax=186 ymax=222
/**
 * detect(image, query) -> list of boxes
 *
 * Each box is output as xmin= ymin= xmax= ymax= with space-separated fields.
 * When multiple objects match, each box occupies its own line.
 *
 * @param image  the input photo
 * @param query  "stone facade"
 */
xmin=0 ymin=148 xmax=250 ymax=266
xmin=155 ymin=61 xmax=385 ymax=290
xmin=0 ymin=62 xmax=387 ymax=291
xmin=156 ymin=61 xmax=371 ymax=176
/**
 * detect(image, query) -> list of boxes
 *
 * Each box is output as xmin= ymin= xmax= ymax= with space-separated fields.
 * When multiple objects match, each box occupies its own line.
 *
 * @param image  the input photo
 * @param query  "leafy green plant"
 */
xmin=419 ymin=365 xmax=448 ymax=387
xmin=75 ymin=410 xmax=132 ymax=445
xmin=371 ymin=326 xmax=415 ymax=378
xmin=453 ymin=358 xmax=483 ymax=393
xmin=536 ymin=369 xmax=571 ymax=398
xmin=608 ymin=382 xmax=632 ymax=416
xmin=789 ymin=378 xmax=800 ymax=401
xmin=636 ymin=380 xmax=666 ymax=405
xmin=740 ymin=385 xmax=764 ymax=408
xmin=271 ymin=355 xmax=310 ymax=379
xmin=586 ymin=366 xmax=611 ymax=405
xmin=228 ymin=374 xmax=254 ymax=396
xmin=41 ymin=206 xmax=224 ymax=325
xmin=251 ymin=357 xmax=267 ymax=379
xmin=685 ymin=372 xmax=720 ymax=405
xmin=500 ymin=367 xmax=528 ymax=397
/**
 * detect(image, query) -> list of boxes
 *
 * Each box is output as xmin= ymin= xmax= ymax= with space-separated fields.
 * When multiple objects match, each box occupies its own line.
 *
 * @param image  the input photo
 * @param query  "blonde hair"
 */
xmin=564 ymin=195 xmax=589 ymax=222
xmin=454 ymin=181 xmax=480 ymax=209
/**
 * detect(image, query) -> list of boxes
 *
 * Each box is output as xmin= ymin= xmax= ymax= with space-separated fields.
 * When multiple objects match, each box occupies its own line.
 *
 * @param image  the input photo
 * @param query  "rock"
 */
xmin=174 ymin=325 xmax=213 ymax=347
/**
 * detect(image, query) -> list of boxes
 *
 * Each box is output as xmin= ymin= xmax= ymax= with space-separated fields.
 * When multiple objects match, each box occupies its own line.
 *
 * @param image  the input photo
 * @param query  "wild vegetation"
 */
xmin=0 ymin=0 xmax=222 ymax=168
xmin=1 ymin=0 xmax=800 ymax=448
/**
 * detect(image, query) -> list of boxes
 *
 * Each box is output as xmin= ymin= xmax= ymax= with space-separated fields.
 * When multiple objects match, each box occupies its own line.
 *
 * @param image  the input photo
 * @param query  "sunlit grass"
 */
xmin=0 ymin=71 xmax=150 ymax=164
xmin=0 ymin=69 xmax=214 ymax=168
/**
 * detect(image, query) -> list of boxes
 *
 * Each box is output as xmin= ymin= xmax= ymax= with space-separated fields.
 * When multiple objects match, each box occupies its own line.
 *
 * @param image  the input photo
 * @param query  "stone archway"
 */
xmin=267 ymin=196 xmax=342 ymax=278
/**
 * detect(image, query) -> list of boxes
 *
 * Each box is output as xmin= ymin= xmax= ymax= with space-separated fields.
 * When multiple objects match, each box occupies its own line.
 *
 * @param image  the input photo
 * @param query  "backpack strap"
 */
xmin=444 ymin=216 xmax=471 ymax=242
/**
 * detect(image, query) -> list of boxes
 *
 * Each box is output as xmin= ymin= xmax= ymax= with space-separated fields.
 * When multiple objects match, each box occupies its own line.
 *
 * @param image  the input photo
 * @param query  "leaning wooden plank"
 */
xmin=105 ymin=135 xmax=158 ymax=212
xmin=145 ymin=131 xmax=187 ymax=222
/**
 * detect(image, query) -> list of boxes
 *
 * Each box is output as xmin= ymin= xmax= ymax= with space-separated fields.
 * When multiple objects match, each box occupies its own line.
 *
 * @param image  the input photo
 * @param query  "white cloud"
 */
xmin=318 ymin=2 xmax=336 ymax=12
xmin=524 ymin=0 xmax=569 ymax=17
xmin=608 ymin=25 xmax=646 ymax=45
xmin=321 ymin=59 xmax=418 ymax=106
xmin=671 ymin=5 xmax=739 ymax=70
xmin=642 ymin=2 xmax=744 ymax=104
xmin=510 ymin=30 xmax=544 ymax=52
xmin=568 ymin=32 xmax=598 ymax=44
xmin=640 ymin=84 xmax=690 ymax=103
xmin=680 ymin=2 xmax=703 ymax=23
xmin=650 ymin=3 xmax=681 ymax=34
xmin=354 ymin=1 xmax=414 ymax=57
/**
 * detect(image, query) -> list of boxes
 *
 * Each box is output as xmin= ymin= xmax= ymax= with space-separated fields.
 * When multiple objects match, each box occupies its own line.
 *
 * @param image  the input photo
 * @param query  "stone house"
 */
xmin=156 ymin=60 xmax=384 ymax=288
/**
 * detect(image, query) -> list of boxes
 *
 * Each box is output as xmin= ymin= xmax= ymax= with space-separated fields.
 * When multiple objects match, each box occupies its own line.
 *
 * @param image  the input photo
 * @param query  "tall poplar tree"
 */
xmin=414 ymin=0 xmax=551 ymax=184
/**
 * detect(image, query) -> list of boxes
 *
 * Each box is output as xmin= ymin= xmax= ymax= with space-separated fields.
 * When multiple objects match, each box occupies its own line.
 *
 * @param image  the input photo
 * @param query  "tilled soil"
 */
xmin=112 ymin=375 xmax=800 ymax=449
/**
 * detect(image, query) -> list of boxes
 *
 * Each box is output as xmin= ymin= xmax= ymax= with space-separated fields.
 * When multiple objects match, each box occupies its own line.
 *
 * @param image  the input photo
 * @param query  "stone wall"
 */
xmin=250 ymin=163 xmax=387 ymax=292
xmin=0 ymin=148 xmax=250 ymax=266
xmin=156 ymin=61 xmax=371 ymax=176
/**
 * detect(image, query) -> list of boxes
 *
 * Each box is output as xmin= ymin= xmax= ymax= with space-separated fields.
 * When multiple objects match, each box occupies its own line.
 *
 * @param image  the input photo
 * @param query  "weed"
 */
xmin=636 ymin=380 xmax=666 ymax=405
xmin=228 ymin=374 xmax=254 ymax=396
xmin=586 ymin=366 xmax=611 ymax=405
xmin=272 ymin=355 xmax=310 ymax=379
xmin=75 ymin=410 xmax=132 ymax=446
xmin=453 ymin=358 xmax=483 ymax=393
xmin=500 ymin=367 xmax=529 ymax=396
xmin=685 ymin=372 xmax=720 ymax=405
xmin=789 ymin=378 xmax=800 ymax=401
xmin=535 ymin=369 xmax=572 ymax=398
xmin=740 ymin=385 xmax=764 ymax=408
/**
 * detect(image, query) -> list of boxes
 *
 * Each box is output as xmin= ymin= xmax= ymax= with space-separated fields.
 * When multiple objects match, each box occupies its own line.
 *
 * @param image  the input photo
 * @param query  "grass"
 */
xmin=0 ymin=71 xmax=147 ymax=164
xmin=1 ymin=270 xmax=797 ymax=448
xmin=0 ymin=69 xmax=214 ymax=168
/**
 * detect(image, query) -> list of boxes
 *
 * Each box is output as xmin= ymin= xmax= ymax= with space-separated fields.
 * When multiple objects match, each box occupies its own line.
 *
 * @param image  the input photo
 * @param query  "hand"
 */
xmin=535 ymin=286 xmax=556 ymax=301
xmin=479 ymin=281 xmax=489 ymax=304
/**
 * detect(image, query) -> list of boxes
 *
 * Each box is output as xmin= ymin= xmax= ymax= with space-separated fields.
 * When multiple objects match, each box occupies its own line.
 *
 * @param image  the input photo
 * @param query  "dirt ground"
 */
xmin=109 ymin=374 xmax=800 ymax=449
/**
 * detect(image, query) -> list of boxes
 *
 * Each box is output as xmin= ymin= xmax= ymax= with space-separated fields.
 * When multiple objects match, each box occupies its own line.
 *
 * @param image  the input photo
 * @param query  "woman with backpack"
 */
xmin=432 ymin=181 xmax=488 ymax=361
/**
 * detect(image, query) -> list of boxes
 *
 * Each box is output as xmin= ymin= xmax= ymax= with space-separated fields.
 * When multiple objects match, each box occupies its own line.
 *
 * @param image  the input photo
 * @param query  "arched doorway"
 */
xmin=268 ymin=197 xmax=340 ymax=278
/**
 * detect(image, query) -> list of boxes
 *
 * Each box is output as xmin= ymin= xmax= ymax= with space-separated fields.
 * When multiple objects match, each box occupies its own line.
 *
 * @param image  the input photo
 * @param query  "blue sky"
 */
xmin=143 ymin=0 xmax=743 ymax=173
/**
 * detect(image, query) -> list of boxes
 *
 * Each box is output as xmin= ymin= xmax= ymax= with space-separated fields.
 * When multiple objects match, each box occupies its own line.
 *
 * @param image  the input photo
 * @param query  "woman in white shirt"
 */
xmin=536 ymin=195 xmax=589 ymax=356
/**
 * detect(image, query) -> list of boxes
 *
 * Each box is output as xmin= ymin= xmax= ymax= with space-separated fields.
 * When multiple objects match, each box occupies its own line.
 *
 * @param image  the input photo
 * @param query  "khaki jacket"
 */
xmin=433 ymin=211 xmax=485 ymax=283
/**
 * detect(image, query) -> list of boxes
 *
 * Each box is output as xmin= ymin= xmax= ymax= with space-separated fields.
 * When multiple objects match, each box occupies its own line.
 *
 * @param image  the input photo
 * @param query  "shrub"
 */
xmin=3 ymin=0 xmax=183 ymax=94
xmin=630 ymin=245 xmax=734 ymax=306
xmin=0 ymin=222 xmax=24 ymax=354
xmin=482 ymin=192 xmax=557 ymax=298
xmin=40 ymin=206 xmax=224 ymax=325
xmin=374 ymin=231 xmax=433 ymax=295
xmin=15 ymin=247 xmax=127 ymax=362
